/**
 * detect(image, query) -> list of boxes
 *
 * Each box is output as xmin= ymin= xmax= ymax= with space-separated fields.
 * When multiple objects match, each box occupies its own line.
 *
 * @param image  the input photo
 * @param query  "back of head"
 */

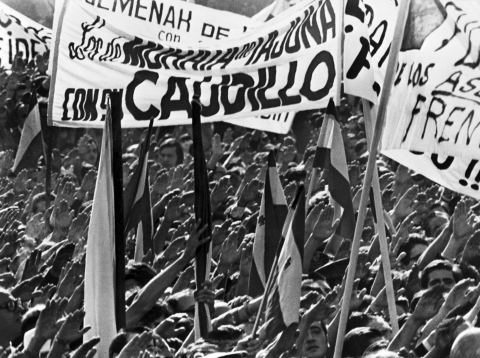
xmin=362 ymin=349 xmax=400 ymax=358
xmin=451 ymin=328 xmax=480 ymax=358
xmin=342 ymin=328 xmax=383 ymax=358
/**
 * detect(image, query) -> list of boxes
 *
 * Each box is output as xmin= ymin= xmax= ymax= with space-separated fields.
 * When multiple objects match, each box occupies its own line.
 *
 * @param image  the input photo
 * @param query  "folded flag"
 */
xmin=264 ymin=186 xmax=305 ymax=341
xmin=313 ymin=99 xmax=356 ymax=240
xmin=248 ymin=151 xmax=288 ymax=298
xmin=123 ymin=118 xmax=154 ymax=261
xmin=84 ymin=99 xmax=117 ymax=358
xmin=13 ymin=87 xmax=48 ymax=173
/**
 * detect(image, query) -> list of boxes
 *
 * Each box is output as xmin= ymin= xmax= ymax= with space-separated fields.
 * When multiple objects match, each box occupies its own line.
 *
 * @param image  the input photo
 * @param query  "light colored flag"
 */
xmin=84 ymin=99 xmax=117 ymax=358
xmin=264 ymin=186 xmax=305 ymax=341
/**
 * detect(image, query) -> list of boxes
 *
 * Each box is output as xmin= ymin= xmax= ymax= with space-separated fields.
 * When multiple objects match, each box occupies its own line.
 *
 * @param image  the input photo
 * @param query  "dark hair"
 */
xmin=420 ymin=260 xmax=454 ymax=289
xmin=398 ymin=236 xmax=428 ymax=266
xmin=125 ymin=262 xmax=157 ymax=288
xmin=342 ymin=328 xmax=383 ymax=358
xmin=346 ymin=312 xmax=376 ymax=333
xmin=159 ymin=138 xmax=184 ymax=165
xmin=32 ymin=192 xmax=56 ymax=213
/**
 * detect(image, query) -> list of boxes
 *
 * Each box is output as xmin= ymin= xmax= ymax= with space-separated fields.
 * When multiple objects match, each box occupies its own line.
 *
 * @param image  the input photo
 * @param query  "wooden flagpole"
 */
xmin=333 ymin=0 xmax=411 ymax=356
xmin=363 ymin=99 xmax=399 ymax=334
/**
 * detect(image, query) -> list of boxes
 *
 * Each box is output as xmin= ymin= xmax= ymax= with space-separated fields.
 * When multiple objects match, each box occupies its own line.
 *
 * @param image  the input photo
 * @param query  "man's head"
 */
xmin=451 ymin=327 xmax=480 ymax=358
xmin=302 ymin=320 xmax=328 ymax=358
xmin=0 ymin=288 xmax=23 ymax=347
xmin=398 ymin=235 xmax=429 ymax=270
xmin=158 ymin=139 xmax=183 ymax=169
xmin=342 ymin=327 xmax=383 ymax=358
xmin=420 ymin=259 xmax=456 ymax=290
xmin=346 ymin=312 xmax=392 ymax=340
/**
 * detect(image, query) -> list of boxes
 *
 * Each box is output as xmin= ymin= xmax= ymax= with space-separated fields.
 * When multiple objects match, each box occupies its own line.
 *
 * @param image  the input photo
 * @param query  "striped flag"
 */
xmin=248 ymin=151 xmax=288 ymax=298
xmin=312 ymin=99 xmax=355 ymax=240
xmin=84 ymin=99 xmax=117 ymax=358
xmin=123 ymin=118 xmax=154 ymax=262
xmin=13 ymin=88 xmax=48 ymax=173
xmin=264 ymin=186 xmax=305 ymax=341
xmin=192 ymin=98 xmax=213 ymax=340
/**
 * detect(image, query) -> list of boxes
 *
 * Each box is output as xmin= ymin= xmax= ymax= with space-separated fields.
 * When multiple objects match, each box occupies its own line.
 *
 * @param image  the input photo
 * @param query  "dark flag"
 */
xmin=123 ymin=118 xmax=155 ymax=261
xmin=192 ymin=98 xmax=213 ymax=340
xmin=248 ymin=151 xmax=288 ymax=297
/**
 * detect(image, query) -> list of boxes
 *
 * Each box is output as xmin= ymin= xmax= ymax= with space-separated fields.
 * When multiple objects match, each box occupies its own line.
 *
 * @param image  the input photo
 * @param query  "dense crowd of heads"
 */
xmin=1 ymin=54 xmax=480 ymax=358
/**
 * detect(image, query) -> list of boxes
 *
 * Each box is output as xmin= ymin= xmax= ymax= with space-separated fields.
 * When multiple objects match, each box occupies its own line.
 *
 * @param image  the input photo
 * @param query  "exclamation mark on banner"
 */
xmin=459 ymin=159 xmax=480 ymax=190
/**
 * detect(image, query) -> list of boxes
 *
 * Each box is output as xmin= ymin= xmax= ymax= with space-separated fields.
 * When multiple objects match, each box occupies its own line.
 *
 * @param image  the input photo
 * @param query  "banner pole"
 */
xmin=332 ymin=0 xmax=411 ymax=356
xmin=110 ymin=92 xmax=126 ymax=330
xmin=362 ymin=99 xmax=399 ymax=335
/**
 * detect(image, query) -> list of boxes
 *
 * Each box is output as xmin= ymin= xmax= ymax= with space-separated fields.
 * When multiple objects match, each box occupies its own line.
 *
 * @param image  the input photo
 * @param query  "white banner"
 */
xmin=48 ymin=0 xmax=341 ymax=128
xmin=0 ymin=2 xmax=51 ymax=67
xmin=381 ymin=0 xmax=480 ymax=198
xmin=344 ymin=0 xmax=398 ymax=103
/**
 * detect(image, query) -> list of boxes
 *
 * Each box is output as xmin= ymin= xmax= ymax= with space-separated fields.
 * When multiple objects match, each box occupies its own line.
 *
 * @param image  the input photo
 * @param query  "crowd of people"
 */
xmin=1 ymin=53 xmax=480 ymax=358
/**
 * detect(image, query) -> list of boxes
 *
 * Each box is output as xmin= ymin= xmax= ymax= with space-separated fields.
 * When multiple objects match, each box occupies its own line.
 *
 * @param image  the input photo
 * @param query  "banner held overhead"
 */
xmin=48 ymin=0 xmax=341 ymax=129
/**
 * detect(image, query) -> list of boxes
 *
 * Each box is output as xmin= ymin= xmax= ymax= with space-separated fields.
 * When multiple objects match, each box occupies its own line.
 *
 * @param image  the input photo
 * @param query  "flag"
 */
xmin=123 ymin=118 xmax=155 ymax=262
xmin=313 ymin=99 xmax=355 ymax=240
xmin=13 ymin=88 xmax=48 ymax=173
xmin=84 ymin=99 xmax=117 ymax=358
xmin=264 ymin=186 xmax=305 ymax=341
xmin=248 ymin=151 xmax=288 ymax=297
xmin=192 ymin=98 xmax=213 ymax=340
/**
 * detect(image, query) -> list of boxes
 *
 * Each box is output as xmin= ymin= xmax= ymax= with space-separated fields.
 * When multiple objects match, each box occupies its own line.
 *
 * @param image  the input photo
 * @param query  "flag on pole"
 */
xmin=123 ymin=118 xmax=155 ymax=262
xmin=248 ymin=151 xmax=288 ymax=298
xmin=264 ymin=186 xmax=305 ymax=341
xmin=192 ymin=98 xmax=213 ymax=340
xmin=84 ymin=99 xmax=117 ymax=358
xmin=313 ymin=99 xmax=355 ymax=240
xmin=13 ymin=87 xmax=48 ymax=173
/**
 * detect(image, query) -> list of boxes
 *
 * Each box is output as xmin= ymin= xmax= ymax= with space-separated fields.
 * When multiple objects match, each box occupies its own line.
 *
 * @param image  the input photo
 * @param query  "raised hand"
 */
xmin=161 ymin=238 xmax=186 ymax=263
xmin=411 ymin=284 xmax=445 ymax=323
xmin=0 ymin=150 xmax=14 ymax=173
xmin=171 ymin=266 xmax=194 ymax=294
xmin=239 ymin=178 xmax=263 ymax=206
xmin=164 ymin=195 xmax=185 ymax=223
xmin=155 ymin=313 xmax=188 ymax=339
xmin=11 ymin=274 xmax=43 ymax=301
xmin=117 ymin=331 xmax=153 ymax=358
xmin=333 ymin=239 xmax=351 ymax=260
xmin=210 ymin=177 xmax=234 ymax=210
xmin=151 ymin=172 xmax=169 ymax=198
xmin=443 ymin=279 xmax=475 ymax=311
xmin=181 ymin=221 xmax=210 ymax=263
xmin=311 ymin=205 xmax=339 ymax=241
xmin=284 ymin=181 xmax=298 ymax=206
xmin=56 ymin=260 xmax=85 ymax=298
xmin=453 ymin=200 xmax=474 ymax=239
xmin=169 ymin=165 xmax=185 ymax=191
xmin=79 ymin=169 xmax=97 ymax=196
xmin=304 ymin=289 xmax=337 ymax=322
xmin=55 ymin=310 xmax=90 ymax=344
xmin=53 ymin=200 xmax=74 ymax=234
xmin=68 ymin=212 xmax=89 ymax=243
xmin=211 ymin=133 xmax=225 ymax=158
xmin=34 ymin=297 xmax=68 ymax=341
xmin=21 ymin=249 xmax=42 ymax=281
xmin=391 ymin=185 xmax=419 ymax=225
xmin=70 ymin=337 xmax=100 ymax=358
xmin=218 ymin=228 xmax=245 ymax=268
xmin=212 ymin=219 xmax=231 ymax=253
xmin=13 ymin=169 xmax=29 ymax=196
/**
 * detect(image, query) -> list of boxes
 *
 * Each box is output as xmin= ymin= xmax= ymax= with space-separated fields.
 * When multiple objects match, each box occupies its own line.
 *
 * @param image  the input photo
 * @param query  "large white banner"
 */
xmin=343 ymin=0 xmax=398 ymax=104
xmin=48 ymin=0 xmax=341 ymax=129
xmin=0 ymin=2 xmax=51 ymax=67
xmin=381 ymin=0 xmax=480 ymax=198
